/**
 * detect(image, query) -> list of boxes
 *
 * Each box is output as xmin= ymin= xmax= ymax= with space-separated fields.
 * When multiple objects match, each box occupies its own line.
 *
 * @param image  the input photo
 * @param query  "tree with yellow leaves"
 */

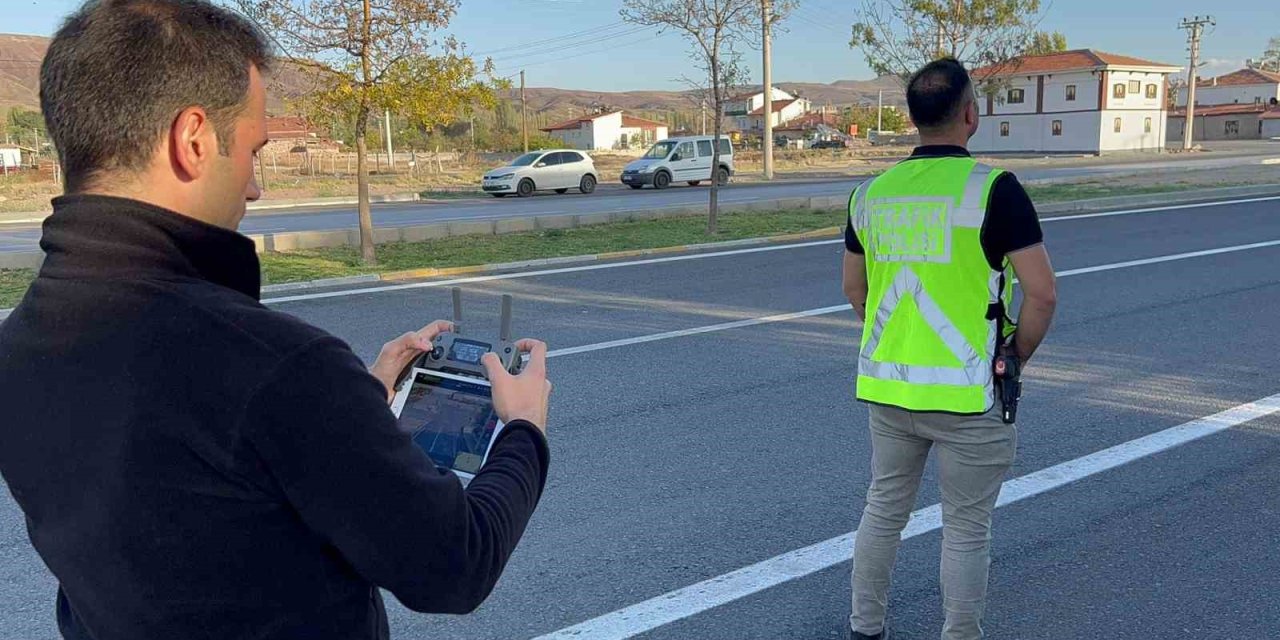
xmin=233 ymin=0 xmax=501 ymax=264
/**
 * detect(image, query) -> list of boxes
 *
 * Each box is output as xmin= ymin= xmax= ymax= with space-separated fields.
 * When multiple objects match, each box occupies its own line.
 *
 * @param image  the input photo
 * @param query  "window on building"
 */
xmin=1225 ymin=120 xmax=1240 ymax=136
xmin=697 ymin=140 xmax=713 ymax=157
xmin=1000 ymin=121 xmax=1010 ymax=137
xmin=1065 ymin=84 xmax=1077 ymax=101
xmin=1007 ymin=88 xmax=1025 ymax=104
xmin=1114 ymin=117 xmax=1123 ymax=133
xmin=1144 ymin=117 xmax=1153 ymax=133
xmin=1146 ymin=84 xmax=1158 ymax=99
xmin=1052 ymin=120 xmax=1063 ymax=136
xmin=1113 ymin=83 xmax=1127 ymax=99
xmin=1129 ymin=80 xmax=1141 ymax=95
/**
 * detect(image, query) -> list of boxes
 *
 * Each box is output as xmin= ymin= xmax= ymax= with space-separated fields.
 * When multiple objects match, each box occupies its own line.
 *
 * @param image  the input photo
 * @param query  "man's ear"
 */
xmin=169 ymin=106 xmax=217 ymax=181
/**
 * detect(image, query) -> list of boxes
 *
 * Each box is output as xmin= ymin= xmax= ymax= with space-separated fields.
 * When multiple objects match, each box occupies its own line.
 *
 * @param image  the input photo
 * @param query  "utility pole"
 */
xmin=520 ymin=70 xmax=529 ymax=153
xmin=384 ymin=109 xmax=395 ymax=170
xmin=701 ymin=98 xmax=707 ymax=135
xmin=1179 ymin=15 xmax=1214 ymax=150
xmin=877 ymin=89 xmax=883 ymax=133
xmin=761 ymin=0 xmax=774 ymax=180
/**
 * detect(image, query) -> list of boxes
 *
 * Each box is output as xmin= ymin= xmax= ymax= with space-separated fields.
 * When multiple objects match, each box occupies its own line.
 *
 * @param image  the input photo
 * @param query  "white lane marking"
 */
xmin=1040 ymin=195 xmax=1280 ymax=222
xmin=540 ymin=239 xmax=1280 ymax=359
xmin=260 ymin=195 xmax=1280 ymax=305
xmin=535 ymin=393 xmax=1280 ymax=640
xmin=547 ymin=306 xmax=848 ymax=358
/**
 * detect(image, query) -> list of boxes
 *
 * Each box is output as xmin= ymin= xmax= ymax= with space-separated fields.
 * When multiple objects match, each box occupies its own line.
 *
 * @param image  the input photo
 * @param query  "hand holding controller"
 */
xmin=484 ymin=340 xmax=551 ymax=433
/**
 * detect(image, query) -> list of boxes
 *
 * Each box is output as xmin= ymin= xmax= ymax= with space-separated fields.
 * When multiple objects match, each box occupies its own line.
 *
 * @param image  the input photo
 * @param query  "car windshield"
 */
xmin=510 ymin=152 xmax=543 ymax=167
xmin=643 ymin=141 xmax=678 ymax=159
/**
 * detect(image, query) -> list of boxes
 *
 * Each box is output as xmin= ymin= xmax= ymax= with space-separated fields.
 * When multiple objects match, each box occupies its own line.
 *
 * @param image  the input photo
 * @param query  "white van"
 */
xmin=620 ymin=136 xmax=734 ymax=190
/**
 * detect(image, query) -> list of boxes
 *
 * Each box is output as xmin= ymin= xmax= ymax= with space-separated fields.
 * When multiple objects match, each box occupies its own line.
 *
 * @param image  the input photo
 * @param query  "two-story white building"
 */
xmin=1175 ymin=68 xmax=1280 ymax=108
xmin=970 ymin=49 xmax=1180 ymax=154
xmin=723 ymin=87 xmax=811 ymax=133
xmin=541 ymin=111 xmax=669 ymax=151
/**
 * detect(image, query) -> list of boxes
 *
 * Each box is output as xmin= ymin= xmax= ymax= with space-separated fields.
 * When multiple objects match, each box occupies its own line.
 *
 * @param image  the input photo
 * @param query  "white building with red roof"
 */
xmin=722 ymin=87 xmax=811 ymax=133
xmin=1175 ymin=68 xmax=1280 ymax=108
xmin=540 ymin=111 xmax=670 ymax=151
xmin=969 ymin=49 xmax=1180 ymax=154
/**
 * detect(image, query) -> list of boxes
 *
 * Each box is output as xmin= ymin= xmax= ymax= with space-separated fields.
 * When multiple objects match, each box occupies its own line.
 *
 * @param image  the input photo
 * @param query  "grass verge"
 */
xmin=1 ymin=269 xmax=35 ymax=308
xmin=259 ymin=208 xmax=844 ymax=285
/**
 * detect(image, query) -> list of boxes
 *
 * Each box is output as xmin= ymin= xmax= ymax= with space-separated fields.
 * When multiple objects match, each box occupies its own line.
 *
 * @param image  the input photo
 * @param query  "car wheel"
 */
xmin=715 ymin=167 xmax=730 ymax=186
xmin=580 ymin=174 xmax=597 ymax=194
xmin=555 ymin=188 xmax=569 ymax=194
xmin=653 ymin=171 xmax=671 ymax=190
xmin=628 ymin=184 xmax=644 ymax=190
xmin=687 ymin=181 xmax=701 ymax=186
xmin=517 ymin=178 xmax=535 ymax=197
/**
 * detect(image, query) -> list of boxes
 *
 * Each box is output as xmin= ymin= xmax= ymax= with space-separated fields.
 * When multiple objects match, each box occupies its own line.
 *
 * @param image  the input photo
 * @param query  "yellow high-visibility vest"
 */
xmin=850 ymin=156 xmax=1014 ymax=414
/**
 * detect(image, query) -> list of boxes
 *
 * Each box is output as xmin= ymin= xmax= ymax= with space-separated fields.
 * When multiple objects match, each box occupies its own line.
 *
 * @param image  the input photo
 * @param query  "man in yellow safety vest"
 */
xmin=843 ymin=58 xmax=1059 ymax=640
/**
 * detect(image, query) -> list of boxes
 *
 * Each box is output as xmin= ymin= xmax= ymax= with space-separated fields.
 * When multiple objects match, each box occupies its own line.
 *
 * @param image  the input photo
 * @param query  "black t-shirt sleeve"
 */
xmin=845 ymin=184 xmax=865 ymax=254
xmin=241 ymin=337 xmax=549 ymax=614
xmin=981 ymin=172 xmax=1044 ymax=270
xmin=845 ymin=214 xmax=864 ymax=254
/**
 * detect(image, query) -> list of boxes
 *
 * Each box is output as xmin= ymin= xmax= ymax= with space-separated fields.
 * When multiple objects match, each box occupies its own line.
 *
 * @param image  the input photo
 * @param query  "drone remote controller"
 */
xmin=394 ymin=288 xmax=522 ymax=392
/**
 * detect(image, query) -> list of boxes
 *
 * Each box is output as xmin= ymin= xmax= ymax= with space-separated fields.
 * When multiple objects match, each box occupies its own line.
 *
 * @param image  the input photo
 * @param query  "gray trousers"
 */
xmin=850 ymin=403 xmax=1017 ymax=640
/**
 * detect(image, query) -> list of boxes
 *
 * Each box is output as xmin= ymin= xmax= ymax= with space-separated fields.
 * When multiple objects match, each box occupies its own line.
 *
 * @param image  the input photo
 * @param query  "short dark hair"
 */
xmin=905 ymin=58 xmax=974 ymax=130
xmin=40 ymin=0 xmax=272 ymax=192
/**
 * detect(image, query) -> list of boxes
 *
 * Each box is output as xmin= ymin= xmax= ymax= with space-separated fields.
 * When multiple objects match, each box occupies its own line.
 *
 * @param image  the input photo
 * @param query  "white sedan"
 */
xmin=481 ymin=149 xmax=599 ymax=197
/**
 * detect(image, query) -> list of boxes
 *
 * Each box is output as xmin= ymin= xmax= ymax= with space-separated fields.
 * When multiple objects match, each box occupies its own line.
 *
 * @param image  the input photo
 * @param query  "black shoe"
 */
xmin=849 ymin=627 xmax=888 ymax=640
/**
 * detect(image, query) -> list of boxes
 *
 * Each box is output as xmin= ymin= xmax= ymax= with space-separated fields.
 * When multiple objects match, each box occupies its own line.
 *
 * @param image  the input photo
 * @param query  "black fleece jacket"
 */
xmin=0 ymin=195 xmax=550 ymax=640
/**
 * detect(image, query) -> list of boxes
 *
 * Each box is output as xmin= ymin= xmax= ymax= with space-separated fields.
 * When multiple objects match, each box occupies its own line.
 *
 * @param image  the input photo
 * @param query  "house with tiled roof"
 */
xmin=722 ymin=87 xmax=811 ymax=133
xmin=969 ymin=49 xmax=1180 ymax=154
xmin=1168 ymin=68 xmax=1280 ymax=141
xmin=1175 ymin=68 xmax=1280 ymax=109
xmin=541 ymin=111 xmax=669 ymax=151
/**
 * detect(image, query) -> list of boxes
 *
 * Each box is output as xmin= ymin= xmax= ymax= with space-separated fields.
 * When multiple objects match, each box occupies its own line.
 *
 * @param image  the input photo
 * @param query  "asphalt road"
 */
xmin=1 ymin=151 xmax=1277 ymax=255
xmin=3 ymin=196 xmax=1280 ymax=639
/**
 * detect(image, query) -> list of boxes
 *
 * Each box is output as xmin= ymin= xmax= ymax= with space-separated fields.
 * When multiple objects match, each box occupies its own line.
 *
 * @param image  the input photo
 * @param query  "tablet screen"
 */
xmin=395 ymin=371 xmax=500 ymax=475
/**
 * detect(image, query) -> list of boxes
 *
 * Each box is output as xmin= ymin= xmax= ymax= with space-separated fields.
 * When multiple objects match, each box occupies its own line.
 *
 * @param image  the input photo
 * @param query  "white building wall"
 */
xmin=0 ymin=148 xmax=20 ymax=169
xmin=990 ymin=77 xmax=1039 ymax=115
xmin=1106 ymin=70 xmax=1165 ymax=111
xmin=1177 ymin=83 xmax=1280 ymax=107
xmin=971 ymin=112 xmax=1101 ymax=153
xmin=1041 ymin=70 xmax=1100 ymax=112
xmin=549 ymin=127 xmax=590 ymax=150
xmin=1263 ymin=119 xmax=1280 ymax=138
xmin=588 ymin=112 xmax=624 ymax=150
xmin=1098 ymin=109 xmax=1164 ymax=151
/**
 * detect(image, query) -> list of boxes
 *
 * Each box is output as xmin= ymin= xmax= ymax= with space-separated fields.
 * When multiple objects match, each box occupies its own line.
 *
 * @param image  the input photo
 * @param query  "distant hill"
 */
xmin=0 ymin=33 xmax=904 ymax=119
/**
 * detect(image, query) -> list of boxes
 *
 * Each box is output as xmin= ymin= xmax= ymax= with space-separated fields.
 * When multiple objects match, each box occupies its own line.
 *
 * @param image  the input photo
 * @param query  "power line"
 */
xmin=471 ymin=21 xmax=629 ymax=57
xmin=493 ymin=32 xmax=665 ymax=76
xmin=494 ymin=29 xmax=665 ymax=73
xmin=487 ymin=25 xmax=655 ymax=64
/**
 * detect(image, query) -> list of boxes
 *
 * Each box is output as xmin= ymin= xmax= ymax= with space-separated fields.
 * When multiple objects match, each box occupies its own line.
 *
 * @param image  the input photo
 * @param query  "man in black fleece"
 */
xmin=0 ymin=1 xmax=552 ymax=638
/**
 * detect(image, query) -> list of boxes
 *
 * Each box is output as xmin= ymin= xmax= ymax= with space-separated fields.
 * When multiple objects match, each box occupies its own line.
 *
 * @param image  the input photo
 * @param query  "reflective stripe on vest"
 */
xmin=851 ymin=161 xmax=1004 ymax=413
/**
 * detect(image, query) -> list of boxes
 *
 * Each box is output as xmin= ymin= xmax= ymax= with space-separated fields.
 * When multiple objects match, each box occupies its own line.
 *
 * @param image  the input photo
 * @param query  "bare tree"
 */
xmin=849 ymin=0 xmax=1054 ymax=89
xmin=622 ymin=0 xmax=760 ymax=235
xmin=231 ymin=0 xmax=498 ymax=264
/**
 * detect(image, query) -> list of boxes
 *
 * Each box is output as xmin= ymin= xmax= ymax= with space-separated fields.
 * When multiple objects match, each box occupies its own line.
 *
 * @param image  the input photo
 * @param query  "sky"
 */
xmin=5 ymin=0 xmax=1271 ymax=92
